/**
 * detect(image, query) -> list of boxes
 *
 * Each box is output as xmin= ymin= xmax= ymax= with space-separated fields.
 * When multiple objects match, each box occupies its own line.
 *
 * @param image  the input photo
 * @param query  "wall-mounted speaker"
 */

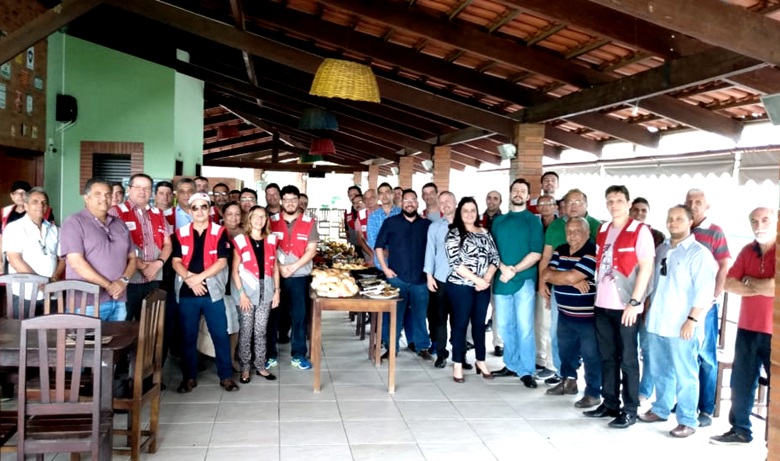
xmin=56 ymin=94 xmax=78 ymax=123
xmin=761 ymin=93 xmax=780 ymax=126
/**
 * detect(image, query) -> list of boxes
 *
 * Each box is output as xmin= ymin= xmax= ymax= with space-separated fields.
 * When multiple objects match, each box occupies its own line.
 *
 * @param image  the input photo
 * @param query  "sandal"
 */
xmin=239 ymin=372 xmax=251 ymax=384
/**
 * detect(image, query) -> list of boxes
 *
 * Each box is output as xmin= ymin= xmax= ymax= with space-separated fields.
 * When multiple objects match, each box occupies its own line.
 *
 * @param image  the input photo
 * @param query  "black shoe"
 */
xmin=278 ymin=335 xmax=291 ymax=345
xmin=492 ymin=367 xmax=517 ymax=377
xmin=160 ymin=383 xmax=167 ymax=391
xmin=520 ymin=375 xmax=538 ymax=388
xmin=418 ymin=350 xmax=434 ymax=361
xmin=583 ymin=404 xmax=620 ymax=418
xmin=608 ymin=412 xmax=637 ymax=429
xmin=408 ymin=343 xmax=416 ymax=353
xmin=465 ymin=342 xmax=474 ymax=351
xmin=434 ymin=356 xmax=447 ymax=368
xmin=177 ymin=379 xmax=197 ymax=394
xmin=239 ymin=374 xmax=251 ymax=384
xmin=485 ymin=319 xmax=492 ymax=332
xmin=256 ymin=370 xmax=277 ymax=381
xmin=381 ymin=350 xmax=390 ymax=360
xmin=493 ymin=346 xmax=503 ymax=357
xmin=461 ymin=361 xmax=473 ymax=371
xmin=545 ymin=374 xmax=562 ymax=385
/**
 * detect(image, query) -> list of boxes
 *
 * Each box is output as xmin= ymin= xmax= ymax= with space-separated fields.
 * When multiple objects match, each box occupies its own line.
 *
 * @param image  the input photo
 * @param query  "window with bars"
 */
xmin=92 ymin=153 xmax=131 ymax=184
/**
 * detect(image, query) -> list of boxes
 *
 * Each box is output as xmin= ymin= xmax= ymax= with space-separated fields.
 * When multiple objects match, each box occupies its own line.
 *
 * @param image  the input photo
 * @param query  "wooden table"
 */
xmin=310 ymin=294 xmax=397 ymax=393
xmin=0 ymin=319 xmax=138 ymax=460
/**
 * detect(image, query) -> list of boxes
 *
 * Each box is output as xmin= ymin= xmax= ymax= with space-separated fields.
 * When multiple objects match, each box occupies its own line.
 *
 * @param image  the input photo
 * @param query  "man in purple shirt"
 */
xmin=60 ymin=178 xmax=137 ymax=321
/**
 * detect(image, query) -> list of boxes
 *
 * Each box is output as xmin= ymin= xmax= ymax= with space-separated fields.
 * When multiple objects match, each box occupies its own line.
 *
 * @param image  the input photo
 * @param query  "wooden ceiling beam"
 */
xmin=0 ymin=0 xmax=103 ymax=66
xmin=206 ymin=160 xmax=369 ymax=173
xmin=587 ymin=0 xmax=780 ymax=67
xmin=204 ymin=126 xmax=266 ymax=144
xmin=638 ymin=97 xmax=743 ymax=141
xmin=451 ymin=144 xmax=502 ymax=165
xmin=492 ymin=0 xmax=710 ymax=58
xmin=544 ymin=127 xmax=602 ymax=157
xmin=204 ymin=140 xmax=276 ymax=159
xmin=107 ymin=0 xmax=515 ymax=136
xmin=724 ymin=67 xmax=780 ymax=95
xmin=204 ymin=132 xmax=272 ymax=151
xmin=566 ymin=113 xmax=659 ymax=147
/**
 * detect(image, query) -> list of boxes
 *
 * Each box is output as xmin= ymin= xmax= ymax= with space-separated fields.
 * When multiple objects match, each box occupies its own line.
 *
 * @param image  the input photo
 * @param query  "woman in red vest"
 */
xmin=231 ymin=206 xmax=280 ymax=384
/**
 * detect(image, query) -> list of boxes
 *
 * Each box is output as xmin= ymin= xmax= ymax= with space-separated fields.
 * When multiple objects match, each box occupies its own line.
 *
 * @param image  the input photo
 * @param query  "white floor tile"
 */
xmin=279 ymin=421 xmax=348 ymax=446
xmin=350 ymin=443 xmax=425 ymax=461
xmin=280 ymin=401 xmax=341 ymax=421
xmin=280 ymin=444 xmax=352 ymax=461
xmin=209 ymin=422 xmax=279 ymax=447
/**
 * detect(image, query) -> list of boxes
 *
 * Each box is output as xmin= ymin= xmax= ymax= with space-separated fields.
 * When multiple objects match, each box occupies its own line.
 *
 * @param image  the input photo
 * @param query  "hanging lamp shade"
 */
xmin=309 ymin=59 xmax=381 ymax=103
xmin=299 ymin=108 xmax=339 ymax=131
xmin=310 ymin=138 xmax=336 ymax=156
xmin=299 ymin=154 xmax=324 ymax=164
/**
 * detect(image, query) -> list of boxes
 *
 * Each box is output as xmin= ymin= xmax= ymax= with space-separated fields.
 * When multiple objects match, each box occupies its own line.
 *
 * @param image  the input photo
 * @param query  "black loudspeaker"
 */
xmin=308 ymin=170 xmax=326 ymax=178
xmin=55 ymin=94 xmax=78 ymax=123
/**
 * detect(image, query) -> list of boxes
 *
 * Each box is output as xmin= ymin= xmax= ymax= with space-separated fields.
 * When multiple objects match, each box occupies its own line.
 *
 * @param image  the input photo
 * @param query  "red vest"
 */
xmin=356 ymin=208 xmax=370 ymax=238
xmin=163 ymin=207 xmax=176 ymax=229
xmin=344 ymin=209 xmax=356 ymax=229
xmin=1 ymin=205 xmax=14 ymax=230
xmin=233 ymin=233 xmax=278 ymax=278
xmin=596 ymin=219 xmax=646 ymax=277
xmin=270 ymin=214 xmax=315 ymax=258
xmin=113 ymin=200 xmax=167 ymax=250
xmin=176 ymin=222 xmax=225 ymax=269
xmin=209 ymin=206 xmax=221 ymax=224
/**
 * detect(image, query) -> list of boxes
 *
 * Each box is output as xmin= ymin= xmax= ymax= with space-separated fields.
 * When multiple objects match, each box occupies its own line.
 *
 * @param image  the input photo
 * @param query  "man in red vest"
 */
xmin=110 ymin=173 xmax=172 ymax=321
xmin=584 ymin=185 xmax=654 ymax=429
xmin=171 ymin=192 xmax=239 ymax=393
xmin=269 ymin=185 xmax=319 ymax=370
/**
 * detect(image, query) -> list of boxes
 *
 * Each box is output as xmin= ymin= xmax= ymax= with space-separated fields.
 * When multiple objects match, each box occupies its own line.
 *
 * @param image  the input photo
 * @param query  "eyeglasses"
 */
xmin=566 ymin=200 xmax=585 ymax=206
xmin=212 ymin=192 xmax=227 ymax=197
xmin=282 ymin=198 xmax=298 ymax=204
xmin=660 ymin=257 xmax=667 ymax=276
xmin=402 ymin=199 xmax=416 ymax=204
xmin=191 ymin=204 xmax=209 ymax=211
xmin=538 ymin=202 xmax=555 ymax=207
xmin=239 ymin=198 xmax=256 ymax=203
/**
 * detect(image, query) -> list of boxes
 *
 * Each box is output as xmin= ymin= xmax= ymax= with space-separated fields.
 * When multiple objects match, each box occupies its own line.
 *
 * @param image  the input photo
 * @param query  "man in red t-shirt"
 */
xmin=710 ymin=207 xmax=776 ymax=446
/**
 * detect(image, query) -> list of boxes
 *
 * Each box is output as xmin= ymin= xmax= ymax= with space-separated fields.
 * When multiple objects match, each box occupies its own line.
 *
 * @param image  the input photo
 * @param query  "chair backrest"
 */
xmin=132 ymin=289 xmax=166 ymax=394
xmin=17 ymin=314 xmax=102 ymax=447
xmin=718 ymin=292 xmax=733 ymax=350
xmin=43 ymin=280 xmax=101 ymax=317
xmin=0 ymin=274 xmax=49 ymax=320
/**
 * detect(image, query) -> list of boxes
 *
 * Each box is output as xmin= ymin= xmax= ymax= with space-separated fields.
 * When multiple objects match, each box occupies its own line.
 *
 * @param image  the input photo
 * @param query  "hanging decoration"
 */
xmin=309 ymin=59 xmax=380 ymax=103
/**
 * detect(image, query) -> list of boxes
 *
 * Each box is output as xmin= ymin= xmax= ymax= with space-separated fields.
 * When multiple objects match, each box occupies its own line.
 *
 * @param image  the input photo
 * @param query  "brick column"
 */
xmin=398 ymin=156 xmax=414 ymax=189
xmin=510 ymin=123 xmax=544 ymax=196
xmin=432 ymin=146 xmax=451 ymax=192
xmin=368 ymin=165 xmax=379 ymax=191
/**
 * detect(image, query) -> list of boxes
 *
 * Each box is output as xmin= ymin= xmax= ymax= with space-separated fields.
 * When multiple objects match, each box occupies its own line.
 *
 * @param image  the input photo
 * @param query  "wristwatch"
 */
xmin=628 ymin=298 xmax=641 ymax=307
xmin=120 ymin=276 xmax=130 ymax=284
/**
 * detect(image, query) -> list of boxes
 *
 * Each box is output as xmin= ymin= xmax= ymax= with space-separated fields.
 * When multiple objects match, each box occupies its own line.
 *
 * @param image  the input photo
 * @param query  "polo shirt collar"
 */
xmin=693 ymin=216 xmax=712 ymax=230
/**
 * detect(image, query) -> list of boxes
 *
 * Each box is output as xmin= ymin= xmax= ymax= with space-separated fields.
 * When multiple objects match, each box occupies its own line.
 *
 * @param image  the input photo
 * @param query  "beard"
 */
xmin=512 ymin=198 xmax=525 ymax=207
xmin=403 ymin=209 xmax=418 ymax=218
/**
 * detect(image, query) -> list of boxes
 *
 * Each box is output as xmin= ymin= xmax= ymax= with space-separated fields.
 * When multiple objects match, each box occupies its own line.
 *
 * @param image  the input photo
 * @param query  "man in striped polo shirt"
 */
xmin=685 ymin=189 xmax=731 ymax=428
xmin=541 ymin=217 xmax=601 ymax=409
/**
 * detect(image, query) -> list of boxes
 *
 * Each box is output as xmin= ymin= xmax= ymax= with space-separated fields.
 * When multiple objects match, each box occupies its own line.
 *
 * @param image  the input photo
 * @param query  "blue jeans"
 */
xmin=549 ymin=293 xmax=561 ymax=372
xmin=382 ymin=277 xmax=430 ymax=351
xmin=493 ymin=279 xmax=536 ymax=376
xmin=698 ymin=304 xmax=719 ymax=414
xmin=280 ymin=276 xmax=309 ymax=359
xmin=178 ymin=296 xmax=233 ymax=381
xmin=558 ymin=314 xmax=601 ymax=398
xmin=82 ymin=300 xmax=127 ymax=321
xmin=447 ymin=283 xmax=490 ymax=363
xmin=647 ymin=332 xmax=700 ymax=428
xmin=729 ymin=328 xmax=771 ymax=440
xmin=639 ymin=320 xmax=654 ymax=398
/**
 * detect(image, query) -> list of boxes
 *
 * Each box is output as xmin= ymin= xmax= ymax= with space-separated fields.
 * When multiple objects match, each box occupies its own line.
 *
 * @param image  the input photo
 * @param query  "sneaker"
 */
xmin=291 ymin=357 xmax=312 ymax=370
xmin=545 ymin=374 xmax=562 ymax=385
xmin=697 ymin=412 xmax=713 ymax=427
xmin=710 ymin=429 xmax=751 ymax=445
xmin=535 ymin=368 xmax=555 ymax=380
xmin=265 ymin=358 xmax=278 ymax=369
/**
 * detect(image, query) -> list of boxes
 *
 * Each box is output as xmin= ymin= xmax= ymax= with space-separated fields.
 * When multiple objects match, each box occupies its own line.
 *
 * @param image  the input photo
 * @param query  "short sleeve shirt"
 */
xmin=727 ymin=242 xmax=775 ymax=334
xmin=595 ymin=223 xmax=654 ymax=311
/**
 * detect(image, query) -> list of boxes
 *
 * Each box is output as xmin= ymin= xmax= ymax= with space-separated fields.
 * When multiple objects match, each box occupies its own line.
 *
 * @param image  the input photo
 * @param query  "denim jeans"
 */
xmin=178 ymin=296 xmax=233 ymax=381
xmin=382 ymin=277 xmax=430 ymax=351
xmin=125 ymin=281 xmax=160 ymax=321
xmin=10 ymin=296 xmax=44 ymax=319
xmin=82 ymin=300 xmax=127 ymax=322
xmin=447 ymin=283 xmax=490 ymax=363
xmin=557 ymin=314 xmax=601 ymax=398
xmin=698 ymin=304 xmax=719 ymax=414
xmin=549 ymin=293 xmax=561 ymax=372
xmin=595 ymin=307 xmax=640 ymax=415
xmin=638 ymin=320 xmax=654 ymax=399
xmin=280 ymin=276 xmax=309 ymax=359
xmin=729 ymin=328 xmax=771 ymax=440
xmin=493 ymin=279 xmax=536 ymax=376
xmin=647 ymin=332 xmax=700 ymax=428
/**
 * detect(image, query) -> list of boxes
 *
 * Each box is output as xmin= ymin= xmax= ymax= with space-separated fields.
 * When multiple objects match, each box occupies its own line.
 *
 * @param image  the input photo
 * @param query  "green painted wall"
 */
xmin=45 ymin=33 xmax=203 ymax=217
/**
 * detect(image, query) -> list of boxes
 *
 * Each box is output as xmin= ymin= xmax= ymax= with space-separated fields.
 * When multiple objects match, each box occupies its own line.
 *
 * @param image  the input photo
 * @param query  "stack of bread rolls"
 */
xmin=311 ymin=268 xmax=359 ymax=298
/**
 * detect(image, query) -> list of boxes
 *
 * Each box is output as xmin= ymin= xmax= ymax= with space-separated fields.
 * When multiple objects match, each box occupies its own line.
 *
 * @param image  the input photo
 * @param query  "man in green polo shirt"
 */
xmin=537 ymin=188 xmax=603 ymax=385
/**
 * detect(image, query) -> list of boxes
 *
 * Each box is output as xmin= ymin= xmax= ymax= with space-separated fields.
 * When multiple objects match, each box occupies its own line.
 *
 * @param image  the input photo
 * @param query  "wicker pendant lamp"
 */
xmin=309 ymin=59 xmax=381 ymax=103
xmin=310 ymin=138 xmax=336 ymax=156
xmin=298 ymin=107 xmax=339 ymax=130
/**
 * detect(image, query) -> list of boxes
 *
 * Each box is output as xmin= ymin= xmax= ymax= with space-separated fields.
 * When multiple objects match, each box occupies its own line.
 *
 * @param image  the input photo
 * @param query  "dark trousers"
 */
xmin=698 ymin=304 xmax=719 ymax=414
xmin=595 ymin=307 xmax=640 ymax=415
xmin=178 ymin=296 xmax=232 ymax=381
xmin=429 ymin=279 xmax=451 ymax=356
xmin=267 ymin=302 xmax=280 ymax=361
xmin=280 ymin=276 xmax=309 ymax=359
xmin=448 ymin=283 xmax=489 ymax=363
xmin=11 ymin=296 xmax=44 ymax=318
xmin=729 ymin=328 xmax=771 ymax=440
xmin=558 ymin=314 xmax=602 ymax=398
xmin=125 ymin=281 xmax=160 ymax=321
xmin=161 ymin=278 xmax=180 ymax=365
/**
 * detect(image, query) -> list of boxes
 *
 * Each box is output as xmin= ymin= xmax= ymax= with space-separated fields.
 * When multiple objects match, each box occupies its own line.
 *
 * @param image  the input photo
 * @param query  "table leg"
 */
xmin=374 ymin=313 xmax=383 ymax=367
xmin=311 ymin=300 xmax=323 ymax=393
xmin=388 ymin=304 xmax=396 ymax=394
xmin=367 ymin=312 xmax=375 ymax=362
xmin=101 ymin=351 xmax=114 ymax=459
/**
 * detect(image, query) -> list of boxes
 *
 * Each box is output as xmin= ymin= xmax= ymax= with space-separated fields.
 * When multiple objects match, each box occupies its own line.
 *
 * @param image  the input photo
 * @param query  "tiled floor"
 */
xmin=3 ymin=312 xmax=769 ymax=460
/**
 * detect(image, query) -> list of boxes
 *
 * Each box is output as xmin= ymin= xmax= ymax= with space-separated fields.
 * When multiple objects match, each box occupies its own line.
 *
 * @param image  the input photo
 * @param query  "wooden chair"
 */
xmin=17 ymin=314 xmax=110 ymax=460
xmin=113 ymin=289 xmax=165 ymax=460
xmin=0 ymin=274 xmax=49 ymax=320
xmin=43 ymin=281 xmax=101 ymax=318
xmin=714 ymin=293 xmax=734 ymax=417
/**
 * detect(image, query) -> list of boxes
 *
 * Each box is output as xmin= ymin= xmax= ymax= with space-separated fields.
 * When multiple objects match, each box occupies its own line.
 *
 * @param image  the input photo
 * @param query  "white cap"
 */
xmin=189 ymin=192 xmax=211 ymax=205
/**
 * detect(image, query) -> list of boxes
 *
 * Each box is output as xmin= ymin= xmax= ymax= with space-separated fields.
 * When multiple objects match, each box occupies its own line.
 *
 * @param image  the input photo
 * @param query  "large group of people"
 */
xmin=0 ymin=172 xmax=774 ymax=445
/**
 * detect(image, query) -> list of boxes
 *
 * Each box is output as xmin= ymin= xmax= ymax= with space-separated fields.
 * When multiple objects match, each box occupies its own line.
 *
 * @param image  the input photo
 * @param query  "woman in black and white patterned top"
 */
xmin=445 ymin=197 xmax=500 ymax=383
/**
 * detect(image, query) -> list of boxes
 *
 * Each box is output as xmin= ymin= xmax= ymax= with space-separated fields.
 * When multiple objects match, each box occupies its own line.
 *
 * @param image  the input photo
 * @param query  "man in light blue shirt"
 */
xmin=174 ymin=178 xmax=195 ymax=230
xmin=639 ymin=204 xmax=717 ymax=438
xmin=367 ymin=182 xmax=400 ymax=267
xmin=423 ymin=191 xmax=457 ymax=368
